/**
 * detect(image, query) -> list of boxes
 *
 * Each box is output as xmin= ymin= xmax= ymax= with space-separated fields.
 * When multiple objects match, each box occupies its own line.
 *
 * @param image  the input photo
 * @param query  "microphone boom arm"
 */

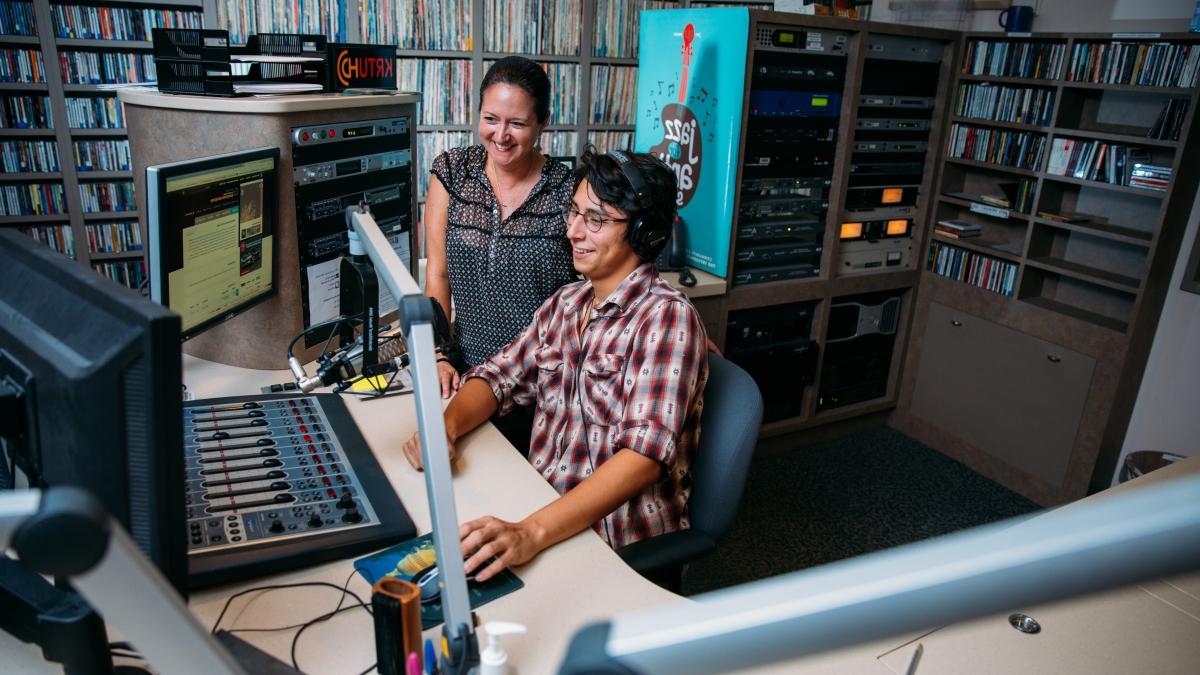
xmin=345 ymin=205 xmax=478 ymax=671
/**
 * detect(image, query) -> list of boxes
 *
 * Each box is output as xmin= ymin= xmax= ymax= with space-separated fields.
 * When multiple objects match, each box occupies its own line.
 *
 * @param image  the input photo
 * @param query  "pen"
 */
xmin=905 ymin=642 xmax=923 ymax=675
xmin=407 ymin=651 xmax=421 ymax=675
xmin=424 ymin=638 xmax=438 ymax=675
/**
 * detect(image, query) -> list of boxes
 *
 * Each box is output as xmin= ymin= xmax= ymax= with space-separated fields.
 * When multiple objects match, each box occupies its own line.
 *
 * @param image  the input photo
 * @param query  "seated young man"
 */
xmin=402 ymin=148 xmax=709 ymax=582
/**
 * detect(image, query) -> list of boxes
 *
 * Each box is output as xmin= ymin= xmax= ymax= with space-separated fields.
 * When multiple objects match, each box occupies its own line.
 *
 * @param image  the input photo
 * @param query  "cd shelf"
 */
xmin=0 ymin=0 xmax=201 ymax=288
xmin=931 ymin=33 xmax=1200 ymax=333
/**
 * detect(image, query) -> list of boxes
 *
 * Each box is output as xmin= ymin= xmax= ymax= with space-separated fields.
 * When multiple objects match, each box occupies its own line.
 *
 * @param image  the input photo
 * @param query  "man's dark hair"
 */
xmin=479 ymin=56 xmax=551 ymax=125
xmin=573 ymin=146 xmax=678 ymax=262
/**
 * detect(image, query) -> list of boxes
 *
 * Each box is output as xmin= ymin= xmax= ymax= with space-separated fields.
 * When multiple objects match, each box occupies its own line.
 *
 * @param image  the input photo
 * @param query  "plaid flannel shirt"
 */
xmin=465 ymin=263 xmax=708 ymax=549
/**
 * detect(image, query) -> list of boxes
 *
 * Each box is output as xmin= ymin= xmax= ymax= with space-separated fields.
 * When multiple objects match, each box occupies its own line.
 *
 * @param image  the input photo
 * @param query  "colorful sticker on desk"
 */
xmin=355 ymin=533 xmax=523 ymax=629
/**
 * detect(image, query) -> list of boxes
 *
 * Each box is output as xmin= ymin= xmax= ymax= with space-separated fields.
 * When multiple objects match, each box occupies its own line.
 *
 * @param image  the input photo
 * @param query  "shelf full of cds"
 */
xmin=0 ymin=0 xmax=201 ymax=288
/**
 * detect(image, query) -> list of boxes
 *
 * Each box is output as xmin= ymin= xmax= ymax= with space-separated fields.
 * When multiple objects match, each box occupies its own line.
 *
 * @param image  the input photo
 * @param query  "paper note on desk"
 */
xmin=356 ymin=533 xmax=524 ymax=629
xmin=348 ymin=369 xmax=413 ymax=396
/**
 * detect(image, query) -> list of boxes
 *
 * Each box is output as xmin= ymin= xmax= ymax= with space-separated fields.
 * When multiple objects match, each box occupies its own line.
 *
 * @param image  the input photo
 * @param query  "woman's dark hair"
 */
xmin=479 ymin=56 xmax=552 ymax=125
xmin=573 ymin=146 xmax=678 ymax=262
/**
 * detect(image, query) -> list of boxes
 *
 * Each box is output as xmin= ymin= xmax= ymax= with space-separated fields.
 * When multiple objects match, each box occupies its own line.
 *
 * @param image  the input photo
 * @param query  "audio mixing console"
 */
xmin=184 ymin=393 xmax=415 ymax=588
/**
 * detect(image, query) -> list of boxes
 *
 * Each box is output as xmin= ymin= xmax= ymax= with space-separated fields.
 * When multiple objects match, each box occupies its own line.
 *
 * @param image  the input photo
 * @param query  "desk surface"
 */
xmin=666 ymin=267 xmax=726 ymax=299
xmin=5 ymin=356 xmax=1198 ymax=674
xmin=179 ymin=355 xmax=685 ymax=674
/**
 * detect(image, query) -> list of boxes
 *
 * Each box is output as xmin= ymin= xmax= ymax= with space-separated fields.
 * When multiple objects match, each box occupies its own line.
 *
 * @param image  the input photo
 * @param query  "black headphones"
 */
xmin=610 ymin=150 xmax=672 ymax=260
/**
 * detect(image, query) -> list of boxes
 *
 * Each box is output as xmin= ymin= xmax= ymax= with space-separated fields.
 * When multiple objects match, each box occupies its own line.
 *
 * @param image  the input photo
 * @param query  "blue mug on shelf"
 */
xmin=999 ymin=5 xmax=1035 ymax=33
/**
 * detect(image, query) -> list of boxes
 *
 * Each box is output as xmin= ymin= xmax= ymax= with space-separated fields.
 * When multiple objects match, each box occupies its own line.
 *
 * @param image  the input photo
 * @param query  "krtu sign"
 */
xmin=326 ymin=44 xmax=397 ymax=92
xmin=634 ymin=8 xmax=749 ymax=278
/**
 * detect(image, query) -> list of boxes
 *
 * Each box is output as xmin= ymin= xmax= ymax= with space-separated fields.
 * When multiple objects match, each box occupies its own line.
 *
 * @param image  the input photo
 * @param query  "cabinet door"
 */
xmin=911 ymin=302 xmax=1096 ymax=487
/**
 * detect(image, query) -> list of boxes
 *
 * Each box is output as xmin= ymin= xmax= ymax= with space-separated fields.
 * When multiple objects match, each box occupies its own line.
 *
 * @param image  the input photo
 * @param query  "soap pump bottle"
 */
xmin=479 ymin=621 xmax=527 ymax=675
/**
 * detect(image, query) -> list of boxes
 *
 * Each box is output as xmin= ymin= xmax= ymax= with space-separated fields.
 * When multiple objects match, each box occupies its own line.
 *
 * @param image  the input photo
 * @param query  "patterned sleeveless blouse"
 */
xmin=431 ymin=145 xmax=577 ymax=366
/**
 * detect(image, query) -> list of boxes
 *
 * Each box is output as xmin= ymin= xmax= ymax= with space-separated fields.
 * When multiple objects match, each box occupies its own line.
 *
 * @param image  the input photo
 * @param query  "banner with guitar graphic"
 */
xmin=633 ymin=8 xmax=749 ymax=278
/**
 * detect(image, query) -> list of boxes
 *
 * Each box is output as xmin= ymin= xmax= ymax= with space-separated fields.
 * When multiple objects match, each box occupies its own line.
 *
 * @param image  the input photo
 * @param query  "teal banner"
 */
xmin=634 ymin=8 xmax=749 ymax=278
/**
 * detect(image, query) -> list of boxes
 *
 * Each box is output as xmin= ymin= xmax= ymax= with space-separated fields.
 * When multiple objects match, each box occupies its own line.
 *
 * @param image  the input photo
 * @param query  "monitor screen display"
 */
xmin=147 ymin=147 xmax=280 ymax=341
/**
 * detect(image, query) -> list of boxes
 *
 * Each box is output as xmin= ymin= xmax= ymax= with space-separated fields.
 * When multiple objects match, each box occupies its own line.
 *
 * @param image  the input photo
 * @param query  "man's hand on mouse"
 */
xmin=402 ymin=430 xmax=456 ymax=470
xmin=459 ymin=515 xmax=544 ymax=583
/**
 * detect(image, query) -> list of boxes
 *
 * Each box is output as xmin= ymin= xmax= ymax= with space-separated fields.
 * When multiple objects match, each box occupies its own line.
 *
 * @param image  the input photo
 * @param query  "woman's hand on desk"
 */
xmin=401 ymin=431 xmax=457 ymax=470
xmin=436 ymin=360 xmax=461 ymax=399
xmin=459 ymin=515 xmax=545 ymax=583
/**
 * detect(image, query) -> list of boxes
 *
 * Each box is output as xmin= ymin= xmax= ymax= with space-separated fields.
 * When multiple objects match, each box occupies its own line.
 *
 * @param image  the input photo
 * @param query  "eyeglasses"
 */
xmin=561 ymin=203 xmax=628 ymax=232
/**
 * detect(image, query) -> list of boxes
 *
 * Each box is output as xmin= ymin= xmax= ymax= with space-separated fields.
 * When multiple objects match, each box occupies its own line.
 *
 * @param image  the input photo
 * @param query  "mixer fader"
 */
xmin=183 ymin=393 xmax=415 ymax=588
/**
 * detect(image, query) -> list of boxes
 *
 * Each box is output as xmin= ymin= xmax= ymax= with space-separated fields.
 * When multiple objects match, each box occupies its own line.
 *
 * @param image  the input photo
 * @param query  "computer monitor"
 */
xmin=0 ymin=229 xmax=187 ymax=594
xmin=146 ymin=147 xmax=280 ymax=341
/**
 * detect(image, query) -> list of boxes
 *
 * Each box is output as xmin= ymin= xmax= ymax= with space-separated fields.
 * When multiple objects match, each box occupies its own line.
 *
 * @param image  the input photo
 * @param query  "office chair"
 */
xmin=616 ymin=354 xmax=764 ymax=592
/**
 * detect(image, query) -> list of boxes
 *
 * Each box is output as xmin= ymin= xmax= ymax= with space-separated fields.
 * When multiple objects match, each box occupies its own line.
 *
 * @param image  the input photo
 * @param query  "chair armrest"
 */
xmin=616 ymin=529 xmax=716 ymax=575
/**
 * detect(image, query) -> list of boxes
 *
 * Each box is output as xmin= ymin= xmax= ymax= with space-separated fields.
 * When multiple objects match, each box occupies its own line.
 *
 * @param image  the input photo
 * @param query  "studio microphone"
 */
xmin=359 ymin=353 xmax=410 ymax=379
xmin=288 ymin=345 xmax=363 ymax=393
xmin=289 ymin=349 xmax=409 ymax=393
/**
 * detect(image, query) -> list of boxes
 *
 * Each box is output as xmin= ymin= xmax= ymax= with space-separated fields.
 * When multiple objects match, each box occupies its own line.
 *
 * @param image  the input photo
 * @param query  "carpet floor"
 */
xmin=681 ymin=426 xmax=1040 ymax=596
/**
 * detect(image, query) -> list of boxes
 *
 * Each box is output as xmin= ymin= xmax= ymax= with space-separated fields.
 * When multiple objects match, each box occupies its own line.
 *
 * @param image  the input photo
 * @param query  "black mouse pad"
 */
xmin=354 ymin=532 xmax=524 ymax=629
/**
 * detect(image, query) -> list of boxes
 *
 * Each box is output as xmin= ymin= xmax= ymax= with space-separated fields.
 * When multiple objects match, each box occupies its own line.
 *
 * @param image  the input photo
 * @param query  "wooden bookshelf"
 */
xmin=893 ymin=31 xmax=1200 ymax=506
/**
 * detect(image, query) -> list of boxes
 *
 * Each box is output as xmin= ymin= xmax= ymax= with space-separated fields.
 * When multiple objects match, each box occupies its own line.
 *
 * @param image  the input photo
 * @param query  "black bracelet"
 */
xmin=436 ymin=356 xmax=450 ymax=364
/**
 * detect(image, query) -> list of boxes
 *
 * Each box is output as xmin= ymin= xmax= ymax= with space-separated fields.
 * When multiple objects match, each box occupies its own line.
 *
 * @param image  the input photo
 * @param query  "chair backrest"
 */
xmin=689 ymin=354 xmax=763 ymax=541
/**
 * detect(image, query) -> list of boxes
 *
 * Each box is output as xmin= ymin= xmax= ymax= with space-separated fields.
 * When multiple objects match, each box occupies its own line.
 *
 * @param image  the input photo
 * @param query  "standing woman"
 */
xmin=423 ymin=56 xmax=576 ymax=398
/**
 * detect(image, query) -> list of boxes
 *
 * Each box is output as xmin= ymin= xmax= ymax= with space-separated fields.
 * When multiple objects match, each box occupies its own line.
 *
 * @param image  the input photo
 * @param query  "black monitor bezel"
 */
xmin=146 ymin=146 xmax=281 ymax=342
xmin=0 ymin=228 xmax=188 ymax=595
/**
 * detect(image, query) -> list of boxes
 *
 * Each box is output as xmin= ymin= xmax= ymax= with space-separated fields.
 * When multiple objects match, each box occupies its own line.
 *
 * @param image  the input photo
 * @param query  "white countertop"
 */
xmin=119 ymin=87 xmax=420 ymax=113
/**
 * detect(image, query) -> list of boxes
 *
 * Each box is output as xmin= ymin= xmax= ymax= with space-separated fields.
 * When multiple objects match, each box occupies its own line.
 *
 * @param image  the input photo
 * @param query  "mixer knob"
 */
xmin=269 ymin=519 xmax=285 ymax=533
xmin=308 ymin=514 xmax=323 ymax=528
xmin=341 ymin=506 xmax=363 ymax=524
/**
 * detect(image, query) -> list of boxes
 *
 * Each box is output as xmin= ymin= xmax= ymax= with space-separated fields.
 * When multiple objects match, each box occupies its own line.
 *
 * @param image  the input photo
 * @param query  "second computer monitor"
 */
xmin=146 ymin=147 xmax=280 ymax=341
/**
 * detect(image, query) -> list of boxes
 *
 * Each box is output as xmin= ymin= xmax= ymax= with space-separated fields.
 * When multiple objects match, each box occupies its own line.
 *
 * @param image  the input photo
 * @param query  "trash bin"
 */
xmin=1118 ymin=451 xmax=1186 ymax=483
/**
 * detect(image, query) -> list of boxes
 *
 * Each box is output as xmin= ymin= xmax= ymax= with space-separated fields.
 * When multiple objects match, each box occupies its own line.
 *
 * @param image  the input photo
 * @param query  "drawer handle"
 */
xmin=950 ymin=319 xmax=963 ymax=327
xmin=1047 ymin=354 xmax=1062 ymax=363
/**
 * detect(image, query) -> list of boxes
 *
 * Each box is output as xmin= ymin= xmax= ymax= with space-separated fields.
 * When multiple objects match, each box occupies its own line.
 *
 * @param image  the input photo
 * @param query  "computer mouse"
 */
xmin=413 ymin=564 xmax=442 ymax=603
xmin=412 ymin=563 xmax=480 ymax=604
